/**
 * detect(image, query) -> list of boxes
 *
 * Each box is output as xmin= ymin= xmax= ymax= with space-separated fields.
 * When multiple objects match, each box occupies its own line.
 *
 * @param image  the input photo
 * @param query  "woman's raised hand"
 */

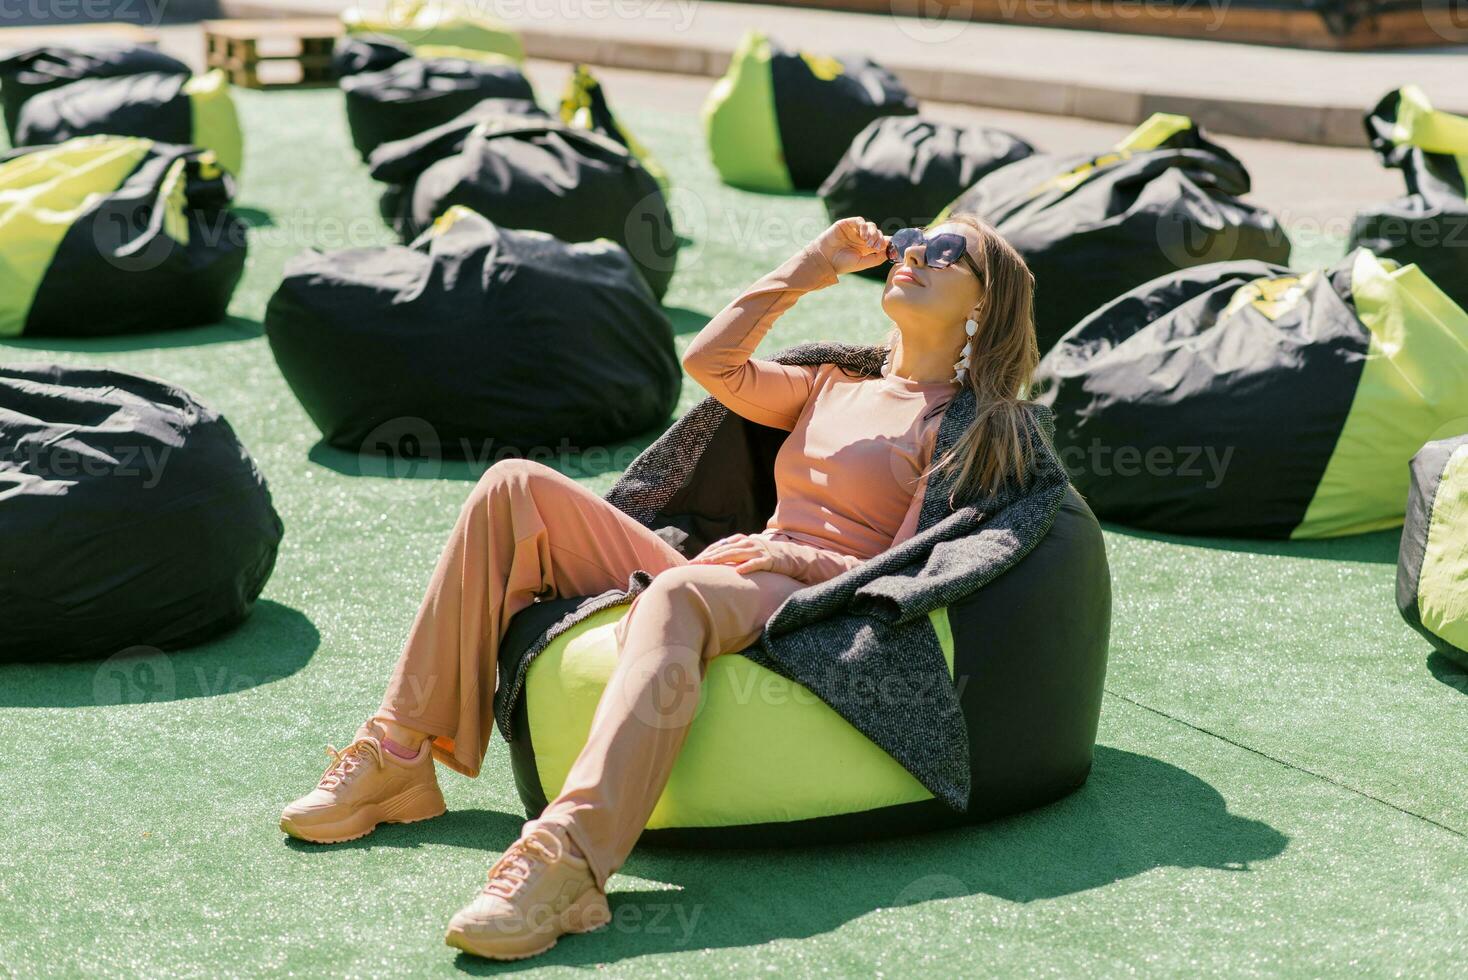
xmin=811 ymin=217 xmax=889 ymax=276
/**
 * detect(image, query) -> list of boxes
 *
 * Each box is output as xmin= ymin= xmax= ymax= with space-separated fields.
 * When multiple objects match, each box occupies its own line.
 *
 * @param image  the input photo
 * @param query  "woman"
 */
xmin=279 ymin=212 xmax=1041 ymax=961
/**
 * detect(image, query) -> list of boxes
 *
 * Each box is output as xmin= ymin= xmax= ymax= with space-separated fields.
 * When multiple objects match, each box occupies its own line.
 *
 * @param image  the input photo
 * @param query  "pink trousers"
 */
xmin=376 ymin=458 xmax=807 ymax=889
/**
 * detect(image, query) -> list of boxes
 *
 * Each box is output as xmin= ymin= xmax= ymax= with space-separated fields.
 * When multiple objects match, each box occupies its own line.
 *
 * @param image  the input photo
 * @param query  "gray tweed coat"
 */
xmin=495 ymin=340 xmax=1071 ymax=812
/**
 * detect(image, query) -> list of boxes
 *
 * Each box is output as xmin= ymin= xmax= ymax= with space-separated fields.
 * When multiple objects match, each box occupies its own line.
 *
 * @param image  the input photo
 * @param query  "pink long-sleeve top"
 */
xmin=682 ymin=241 xmax=959 ymax=586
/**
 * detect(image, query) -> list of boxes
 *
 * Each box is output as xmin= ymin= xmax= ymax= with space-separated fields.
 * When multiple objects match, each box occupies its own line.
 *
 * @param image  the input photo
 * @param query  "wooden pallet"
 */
xmin=0 ymin=23 xmax=159 ymax=54
xmin=203 ymin=17 xmax=344 ymax=89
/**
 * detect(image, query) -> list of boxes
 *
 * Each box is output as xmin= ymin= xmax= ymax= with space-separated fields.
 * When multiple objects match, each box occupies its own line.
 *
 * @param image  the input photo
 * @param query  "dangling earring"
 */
xmin=952 ymin=316 xmax=977 ymax=383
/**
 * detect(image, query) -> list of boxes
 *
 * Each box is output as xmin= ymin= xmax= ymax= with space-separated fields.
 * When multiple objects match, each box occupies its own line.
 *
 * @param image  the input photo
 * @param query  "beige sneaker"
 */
xmin=443 ymin=821 xmax=611 ymax=961
xmin=279 ymin=720 xmax=446 ymax=844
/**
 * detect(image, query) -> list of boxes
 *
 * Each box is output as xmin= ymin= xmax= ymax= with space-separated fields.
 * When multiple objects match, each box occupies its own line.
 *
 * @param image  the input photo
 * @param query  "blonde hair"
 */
xmin=884 ymin=212 xmax=1041 ymax=504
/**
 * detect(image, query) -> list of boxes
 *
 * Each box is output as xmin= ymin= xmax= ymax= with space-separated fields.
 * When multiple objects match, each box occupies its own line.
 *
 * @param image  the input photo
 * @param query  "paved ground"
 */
xmin=215 ymin=0 xmax=1468 ymax=144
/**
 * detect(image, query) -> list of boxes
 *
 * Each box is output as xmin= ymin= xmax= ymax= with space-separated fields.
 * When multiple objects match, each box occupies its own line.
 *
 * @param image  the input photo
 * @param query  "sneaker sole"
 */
xmin=279 ymin=784 xmax=447 ymax=845
xmin=443 ymin=893 xmax=612 ymax=961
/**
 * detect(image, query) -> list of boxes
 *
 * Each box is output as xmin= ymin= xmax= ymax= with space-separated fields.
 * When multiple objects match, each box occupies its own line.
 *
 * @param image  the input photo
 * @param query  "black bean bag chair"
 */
xmin=1034 ymin=248 xmax=1468 ymax=539
xmin=10 ymin=68 xmax=244 ymax=179
xmin=703 ymin=29 xmax=918 ymax=192
xmin=331 ymin=35 xmax=415 ymax=79
xmin=0 ymin=42 xmax=188 ymax=136
xmin=369 ymin=109 xmax=675 ymax=299
xmin=819 ymin=115 xmax=1034 ymax=279
xmin=942 ymin=113 xmax=1290 ymax=353
xmin=264 ymin=206 xmax=681 ymax=459
xmin=341 ymin=49 xmax=538 ymax=162
xmin=494 ymin=473 xmax=1110 ymax=845
xmin=0 ymin=364 xmax=284 ymax=662
xmin=1398 ymin=434 xmax=1468 ymax=669
xmin=0 ymin=136 xmax=248 ymax=339
xmin=1349 ymin=86 xmax=1468 ymax=314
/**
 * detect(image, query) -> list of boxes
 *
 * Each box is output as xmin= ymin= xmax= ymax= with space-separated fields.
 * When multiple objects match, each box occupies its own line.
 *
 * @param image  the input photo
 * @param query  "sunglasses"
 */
xmin=885 ymin=227 xmax=983 ymax=280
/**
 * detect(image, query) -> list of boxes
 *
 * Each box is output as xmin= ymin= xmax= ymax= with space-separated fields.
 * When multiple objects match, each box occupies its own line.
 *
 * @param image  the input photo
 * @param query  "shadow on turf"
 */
xmin=307 ymin=429 xmax=665 ymax=482
xmin=1104 ymin=524 xmax=1401 ymax=565
xmin=284 ymin=746 xmax=1287 ymax=969
xmin=0 ymin=316 xmax=263 ymax=351
xmin=664 ymin=306 xmax=709 ymax=336
xmin=1427 ymin=652 xmax=1468 ymax=695
xmin=0 ymin=600 xmax=318 ymax=707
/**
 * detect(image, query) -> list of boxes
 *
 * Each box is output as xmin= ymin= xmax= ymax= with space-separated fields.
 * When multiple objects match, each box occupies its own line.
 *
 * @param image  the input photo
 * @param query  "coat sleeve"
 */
xmin=682 ymin=241 xmax=840 ymax=431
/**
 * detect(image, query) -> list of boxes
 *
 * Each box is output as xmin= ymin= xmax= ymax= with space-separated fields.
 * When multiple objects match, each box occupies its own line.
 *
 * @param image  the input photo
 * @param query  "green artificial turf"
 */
xmin=2 ymin=88 xmax=1465 ymax=977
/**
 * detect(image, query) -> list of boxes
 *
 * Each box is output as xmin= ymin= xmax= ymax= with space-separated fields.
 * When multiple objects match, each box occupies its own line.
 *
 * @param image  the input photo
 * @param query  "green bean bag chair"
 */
xmin=0 ymin=42 xmax=188 ymax=137
xmin=0 ymin=363 xmax=283 ymax=662
xmin=939 ymin=113 xmax=1290 ymax=353
xmin=341 ymin=0 xmax=524 ymax=63
xmin=0 ymin=136 xmax=247 ymax=339
xmin=495 ymin=484 xmax=1111 ymax=846
xmin=702 ymin=30 xmax=917 ymax=193
xmin=12 ymin=68 xmax=244 ymax=180
xmin=1398 ymin=435 xmax=1468 ymax=669
xmin=1035 ymin=249 xmax=1468 ymax=538
xmin=1349 ymin=86 xmax=1468 ymax=314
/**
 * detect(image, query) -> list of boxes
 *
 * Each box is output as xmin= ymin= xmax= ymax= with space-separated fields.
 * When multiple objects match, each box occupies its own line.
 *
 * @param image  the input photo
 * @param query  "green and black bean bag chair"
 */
xmin=341 ymin=49 xmax=537 ymax=161
xmin=0 ymin=136 xmax=248 ymax=339
xmin=0 ymin=42 xmax=188 ymax=136
xmin=11 ymin=68 xmax=244 ymax=180
xmin=493 ymin=403 xmax=1111 ymax=845
xmin=1034 ymin=249 xmax=1468 ymax=538
xmin=369 ymin=111 xmax=676 ymax=299
xmin=341 ymin=0 xmax=524 ymax=64
xmin=702 ymin=30 xmax=918 ymax=192
xmin=264 ymin=206 xmax=680 ymax=458
xmin=1398 ymin=435 xmax=1468 ymax=669
xmin=940 ymin=113 xmax=1290 ymax=352
xmin=1349 ymin=86 xmax=1468 ymax=314
xmin=819 ymin=115 xmax=1033 ymax=279
xmin=0 ymin=363 xmax=283 ymax=662
xmin=558 ymin=63 xmax=668 ymax=193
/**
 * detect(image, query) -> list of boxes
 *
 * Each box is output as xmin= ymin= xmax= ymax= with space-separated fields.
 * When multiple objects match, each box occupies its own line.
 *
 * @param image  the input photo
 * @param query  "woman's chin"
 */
xmin=881 ymin=284 xmax=924 ymax=312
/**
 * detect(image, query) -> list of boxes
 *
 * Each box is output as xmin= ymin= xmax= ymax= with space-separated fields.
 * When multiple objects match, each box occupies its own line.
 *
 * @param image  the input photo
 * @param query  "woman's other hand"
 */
xmin=689 ymin=533 xmax=786 ymax=575
xmin=811 ymin=217 xmax=889 ymax=276
xmin=689 ymin=533 xmax=866 ymax=585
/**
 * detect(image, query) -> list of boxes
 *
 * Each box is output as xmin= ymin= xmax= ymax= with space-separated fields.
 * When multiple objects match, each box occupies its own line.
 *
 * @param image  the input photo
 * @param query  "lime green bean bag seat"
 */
xmin=1036 ymin=249 xmax=1468 ymax=538
xmin=496 ymin=487 xmax=1111 ymax=846
xmin=0 ymin=136 xmax=246 ymax=338
xmin=1398 ymin=434 xmax=1468 ymax=669
xmin=12 ymin=68 xmax=243 ymax=180
xmin=1350 ymin=86 xmax=1468 ymax=314
xmin=702 ymin=30 xmax=917 ymax=193
xmin=341 ymin=1 xmax=523 ymax=63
